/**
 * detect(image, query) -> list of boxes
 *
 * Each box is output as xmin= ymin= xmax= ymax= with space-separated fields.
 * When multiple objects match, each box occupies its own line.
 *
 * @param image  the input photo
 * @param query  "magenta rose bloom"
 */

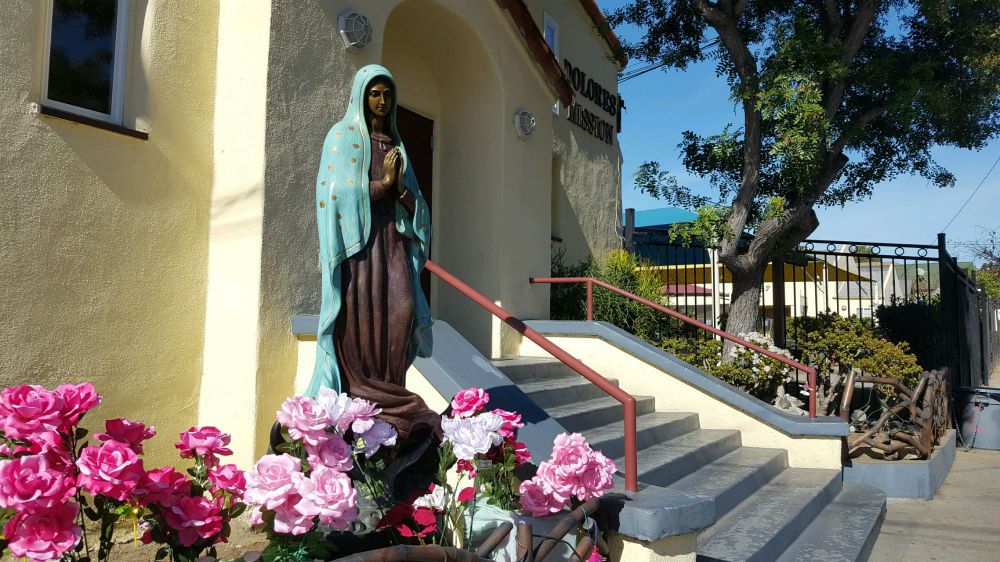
xmin=305 ymin=434 xmax=354 ymax=472
xmin=163 ymin=495 xmax=223 ymax=547
xmin=243 ymin=453 xmax=301 ymax=511
xmin=95 ymin=418 xmax=156 ymax=453
xmin=492 ymin=409 xmax=524 ymax=438
xmin=276 ymin=396 xmax=329 ymax=447
xmin=25 ymin=431 xmax=73 ymax=472
xmin=508 ymin=438 xmax=531 ymax=467
xmin=76 ymin=440 xmax=145 ymax=501
xmin=208 ymin=463 xmax=247 ymax=498
xmin=519 ymin=476 xmax=567 ymax=517
xmin=53 ymin=382 xmax=101 ymax=429
xmin=0 ymin=454 xmax=76 ymax=512
xmin=0 ymin=385 xmax=65 ymax=439
xmin=135 ymin=466 xmax=191 ymax=507
xmin=3 ymin=502 xmax=82 ymax=561
xmin=175 ymin=426 xmax=233 ymax=463
xmin=303 ymin=466 xmax=358 ymax=530
xmin=450 ymin=388 xmax=489 ymax=418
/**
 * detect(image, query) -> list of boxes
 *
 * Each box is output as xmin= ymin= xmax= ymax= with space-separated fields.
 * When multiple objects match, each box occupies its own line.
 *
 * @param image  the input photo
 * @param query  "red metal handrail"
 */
xmin=424 ymin=261 xmax=639 ymax=491
xmin=530 ymin=276 xmax=819 ymax=418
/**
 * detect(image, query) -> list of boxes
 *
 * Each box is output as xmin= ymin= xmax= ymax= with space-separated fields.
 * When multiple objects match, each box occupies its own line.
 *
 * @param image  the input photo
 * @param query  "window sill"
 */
xmin=38 ymin=104 xmax=148 ymax=140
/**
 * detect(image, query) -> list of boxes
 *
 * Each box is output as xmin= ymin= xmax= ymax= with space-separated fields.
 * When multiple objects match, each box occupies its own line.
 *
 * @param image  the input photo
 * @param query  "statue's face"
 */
xmin=366 ymin=81 xmax=393 ymax=120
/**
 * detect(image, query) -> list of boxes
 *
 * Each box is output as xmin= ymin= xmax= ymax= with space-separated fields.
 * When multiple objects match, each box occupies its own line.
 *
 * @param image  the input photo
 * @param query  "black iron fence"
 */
xmin=625 ymin=222 xmax=1000 ymax=391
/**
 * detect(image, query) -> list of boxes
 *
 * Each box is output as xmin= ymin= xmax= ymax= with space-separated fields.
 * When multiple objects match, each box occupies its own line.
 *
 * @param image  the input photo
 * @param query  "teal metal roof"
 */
xmin=627 ymin=207 xmax=698 ymax=228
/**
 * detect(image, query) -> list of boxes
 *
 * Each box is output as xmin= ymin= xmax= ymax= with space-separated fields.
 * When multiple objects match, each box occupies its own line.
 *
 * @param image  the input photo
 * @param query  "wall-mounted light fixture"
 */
xmin=514 ymin=108 xmax=536 ymax=139
xmin=338 ymin=9 xmax=372 ymax=51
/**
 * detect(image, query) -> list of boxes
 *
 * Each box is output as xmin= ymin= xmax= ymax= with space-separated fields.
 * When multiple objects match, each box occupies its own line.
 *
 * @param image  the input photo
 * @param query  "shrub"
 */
xmin=550 ymin=248 xmax=683 ymax=342
xmin=874 ymin=296 xmax=944 ymax=370
xmin=797 ymin=315 xmax=923 ymax=416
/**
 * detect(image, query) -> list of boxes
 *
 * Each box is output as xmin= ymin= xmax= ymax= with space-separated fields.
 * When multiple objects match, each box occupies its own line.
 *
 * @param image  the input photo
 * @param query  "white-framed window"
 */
xmin=543 ymin=12 xmax=560 ymax=114
xmin=41 ymin=0 xmax=130 ymax=124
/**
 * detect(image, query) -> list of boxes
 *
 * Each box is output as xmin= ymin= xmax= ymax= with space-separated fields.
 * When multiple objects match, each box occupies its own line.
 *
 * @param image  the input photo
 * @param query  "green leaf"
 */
xmin=74 ymin=427 xmax=89 ymax=440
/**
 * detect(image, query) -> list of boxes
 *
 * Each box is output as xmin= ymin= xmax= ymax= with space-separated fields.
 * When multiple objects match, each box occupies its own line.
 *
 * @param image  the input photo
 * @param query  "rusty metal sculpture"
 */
xmin=840 ymin=368 xmax=950 ymax=459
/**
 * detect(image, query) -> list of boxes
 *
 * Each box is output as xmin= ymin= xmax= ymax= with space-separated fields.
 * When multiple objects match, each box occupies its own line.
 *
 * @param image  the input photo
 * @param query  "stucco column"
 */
xmin=198 ymin=1 xmax=272 ymax=468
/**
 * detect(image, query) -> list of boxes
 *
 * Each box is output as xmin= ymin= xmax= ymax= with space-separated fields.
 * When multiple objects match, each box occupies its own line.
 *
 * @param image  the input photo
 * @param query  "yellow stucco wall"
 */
xmin=0 ymin=1 xmax=219 ymax=466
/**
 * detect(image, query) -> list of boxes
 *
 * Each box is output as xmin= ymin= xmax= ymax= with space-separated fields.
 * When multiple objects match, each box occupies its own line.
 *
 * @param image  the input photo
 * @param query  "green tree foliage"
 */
xmin=661 ymin=333 xmax=795 ymax=401
xmin=609 ymin=0 xmax=1000 ymax=339
xmin=958 ymin=226 xmax=1000 ymax=298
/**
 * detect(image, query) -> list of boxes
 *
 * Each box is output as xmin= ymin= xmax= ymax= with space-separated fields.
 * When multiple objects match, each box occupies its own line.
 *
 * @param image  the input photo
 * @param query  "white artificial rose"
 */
xmin=412 ymin=484 xmax=448 ymax=510
xmin=441 ymin=412 xmax=504 ymax=461
xmin=316 ymin=389 xmax=353 ymax=432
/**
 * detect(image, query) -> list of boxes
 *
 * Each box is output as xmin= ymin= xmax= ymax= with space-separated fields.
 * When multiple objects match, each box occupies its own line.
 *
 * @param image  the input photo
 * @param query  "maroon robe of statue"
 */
xmin=334 ymin=131 xmax=440 ymax=439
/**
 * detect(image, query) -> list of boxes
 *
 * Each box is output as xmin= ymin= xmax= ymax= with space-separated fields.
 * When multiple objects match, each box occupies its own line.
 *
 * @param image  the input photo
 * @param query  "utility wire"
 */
xmin=940 ymin=151 xmax=1000 ymax=234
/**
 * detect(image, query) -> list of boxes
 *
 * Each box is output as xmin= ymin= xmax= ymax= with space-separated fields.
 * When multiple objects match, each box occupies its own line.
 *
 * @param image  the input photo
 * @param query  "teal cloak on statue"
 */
xmin=306 ymin=65 xmax=432 ymax=399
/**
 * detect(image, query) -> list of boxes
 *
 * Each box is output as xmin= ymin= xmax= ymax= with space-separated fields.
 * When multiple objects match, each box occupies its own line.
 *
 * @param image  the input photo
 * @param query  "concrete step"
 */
xmin=493 ymin=357 xmax=579 ymax=383
xmin=697 ymin=468 xmax=842 ymax=562
xmin=586 ymin=411 xmax=701 ymax=459
xmin=625 ymin=429 xmax=743 ymax=488
xmin=518 ymin=375 xmax=621 ymax=409
xmin=545 ymin=395 xmax=656 ymax=434
xmin=775 ymin=483 xmax=886 ymax=562
xmin=667 ymin=447 xmax=789 ymax=519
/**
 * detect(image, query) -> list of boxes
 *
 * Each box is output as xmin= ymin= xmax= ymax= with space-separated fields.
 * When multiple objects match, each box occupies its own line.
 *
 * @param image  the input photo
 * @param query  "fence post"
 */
xmin=624 ymin=208 xmax=635 ymax=253
xmin=938 ymin=233 xmax=959 ymax=391
xmin=772 ymin=258 xmax=787 ymax=348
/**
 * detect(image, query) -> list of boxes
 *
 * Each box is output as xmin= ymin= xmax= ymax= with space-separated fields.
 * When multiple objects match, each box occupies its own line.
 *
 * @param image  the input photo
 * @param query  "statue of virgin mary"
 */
xmin=305 ymin=65 xmax=437 ymax=440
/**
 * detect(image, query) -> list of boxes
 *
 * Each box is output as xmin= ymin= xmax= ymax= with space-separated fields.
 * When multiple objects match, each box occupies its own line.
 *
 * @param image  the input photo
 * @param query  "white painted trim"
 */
xmin=543 ymin=11 xmax=560 ymax=115
xmin=40 ymin=0 xmax=129 ymax=125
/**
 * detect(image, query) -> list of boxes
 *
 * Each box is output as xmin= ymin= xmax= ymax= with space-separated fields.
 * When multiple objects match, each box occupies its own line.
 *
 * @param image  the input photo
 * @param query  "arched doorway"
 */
xmin=383 ymin=0 xmax=504 ymax=353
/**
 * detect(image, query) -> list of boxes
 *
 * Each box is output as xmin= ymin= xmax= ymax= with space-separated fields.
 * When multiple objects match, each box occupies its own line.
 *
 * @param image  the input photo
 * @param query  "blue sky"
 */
xmin=597 ymin=0 xmax=999 ymax=260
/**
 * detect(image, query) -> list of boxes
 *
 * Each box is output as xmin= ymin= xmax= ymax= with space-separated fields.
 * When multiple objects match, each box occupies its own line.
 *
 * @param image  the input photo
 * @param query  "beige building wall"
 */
xmin=527 ymin=0 xmax=624 ymax=266
xmin=0 ymin=1 xmax=219 ymax=465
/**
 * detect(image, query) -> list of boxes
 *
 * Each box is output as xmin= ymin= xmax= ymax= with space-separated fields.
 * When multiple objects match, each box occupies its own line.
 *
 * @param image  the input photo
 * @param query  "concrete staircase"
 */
xmin=494 ymin=357 xmax=886 ymax=562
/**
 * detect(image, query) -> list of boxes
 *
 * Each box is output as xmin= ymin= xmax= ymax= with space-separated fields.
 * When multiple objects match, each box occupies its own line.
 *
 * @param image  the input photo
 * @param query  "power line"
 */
xmin=940 ymin=151 xmax=1000 ymax=234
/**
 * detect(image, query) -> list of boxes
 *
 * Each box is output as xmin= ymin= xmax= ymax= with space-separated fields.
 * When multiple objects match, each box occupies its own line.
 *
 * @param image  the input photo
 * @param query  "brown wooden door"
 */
xmin=396 ymin=106 xmax=433 ymax=301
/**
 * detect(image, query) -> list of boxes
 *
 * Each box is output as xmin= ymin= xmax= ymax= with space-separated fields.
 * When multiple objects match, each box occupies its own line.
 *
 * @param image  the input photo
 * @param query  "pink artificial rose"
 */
xmin=508 ymin=438 xmax=531 ymax=467
xmin=95 ymin=418 xmax=156 ymax=453
xmin=248 ymin=506 xmax=264 ymax=526
xmin=550 ymin=433 xmax=593 ymax=478
xmin=25 ymin=431 xmax=73 ymax=472
xmin=535 ymin=461 xmax=573 ymax=503
xmin=450 ymin=388 xmax=489 ymax=418
xmin=577 ymin=452 xmax=617 ymax=501
xmin=492 ymin=409 xmax=524 ymax=438
xmin=271 ymin=473 xmax=319 ymax=536
xmin=75 ymin=440 xmax=145 ymax=501
xmin=208 ymin=463 xmax=247 ymax=498
xmin=343 ymin=398 xmax=381 ymax=435
xmin=243 ymin=453 xmax=301 ymax=511
xmin=588 ymin=545 xmax=603 ymax=562
xmin=0 ymin=385 xmax=65 ymax=439
xmin=519 ymin=476 xmax=567 ymax=517
xmin=3 ymin=502 xmax=82 ymax=561
xmin=276 ymin=396 xmax=330 ymax=447
xmin=305 ymin=434 xmax=354 ymax=473
xmin=0 ymin=454 xmax=76 ymax=512
xmin=53 ymin=382 xmax=101 ymax=429
xmin=302 ymin=466 xmax=358 ymax=530
xmin=163 ymin=495 xmax=223 ymax=547
xmin=135 ymin=466 xmax=192 ymax=507
xmin=175 ymin=426 xmax=233 ymax=462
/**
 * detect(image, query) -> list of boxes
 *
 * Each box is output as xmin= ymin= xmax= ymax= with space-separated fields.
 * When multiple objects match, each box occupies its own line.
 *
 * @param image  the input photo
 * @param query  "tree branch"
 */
xmin=824 ymin=0 xmax=880 ymax=119
xmin=733 ymin=0 xmax=750 ymax=16
xmin=831 ymin=105 xmax=888 ymax=155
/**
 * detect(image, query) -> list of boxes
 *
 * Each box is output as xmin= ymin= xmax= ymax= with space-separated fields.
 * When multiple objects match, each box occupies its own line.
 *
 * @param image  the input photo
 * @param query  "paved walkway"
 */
xmin=869 ymin=447 xmax=1000 ymax=561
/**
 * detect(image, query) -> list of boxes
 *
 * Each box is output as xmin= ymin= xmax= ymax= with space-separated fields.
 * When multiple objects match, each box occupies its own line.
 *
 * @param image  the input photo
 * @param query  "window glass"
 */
xmin=47 ymin=0 xmax=118 ymax=115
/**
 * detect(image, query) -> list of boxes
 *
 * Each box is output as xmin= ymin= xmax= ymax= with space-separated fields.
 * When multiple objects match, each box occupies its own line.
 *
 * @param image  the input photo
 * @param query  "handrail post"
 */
xmin=623 ymin=397 xmax=638 ymax=492
xmin=586 ymin=279 xmax=594 ymax=321
xmin=808 ymin=368 xmax=817 ymax=419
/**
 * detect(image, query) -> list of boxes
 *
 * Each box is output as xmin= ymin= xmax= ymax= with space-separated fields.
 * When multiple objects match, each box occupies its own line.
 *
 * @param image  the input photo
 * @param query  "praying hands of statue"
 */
xmin=381 ymin=147 xmax=405 ymax=194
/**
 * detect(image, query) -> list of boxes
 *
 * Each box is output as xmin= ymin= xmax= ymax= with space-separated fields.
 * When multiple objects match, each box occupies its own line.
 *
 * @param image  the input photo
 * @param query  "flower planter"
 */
xmin=467 ymin=502 xmax=576 ymax=562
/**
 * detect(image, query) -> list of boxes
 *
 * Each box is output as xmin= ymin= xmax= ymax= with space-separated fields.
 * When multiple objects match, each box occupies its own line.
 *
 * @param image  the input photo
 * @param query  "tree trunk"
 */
xmin=722 ymin=263 xmax=766 ymax=359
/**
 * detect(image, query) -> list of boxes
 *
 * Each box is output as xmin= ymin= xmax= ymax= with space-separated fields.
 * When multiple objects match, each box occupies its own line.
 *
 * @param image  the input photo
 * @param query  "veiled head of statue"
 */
xmin=365 ymin=77 xmax=394 ymax=121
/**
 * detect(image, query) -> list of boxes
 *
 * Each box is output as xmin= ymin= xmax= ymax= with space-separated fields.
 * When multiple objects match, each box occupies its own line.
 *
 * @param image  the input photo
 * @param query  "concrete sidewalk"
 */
xmin=869 ymin=447 xmax=1000 ymax=561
